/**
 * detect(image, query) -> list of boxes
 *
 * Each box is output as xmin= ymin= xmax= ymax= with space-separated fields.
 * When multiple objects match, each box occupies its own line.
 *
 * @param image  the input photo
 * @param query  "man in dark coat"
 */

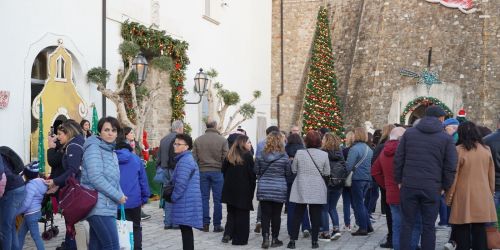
xmin=394 ymin=106 xmax=458 ymax=250
xmin=157 ymin=120 xmax=183 ymax=229
xmin=484 ymin=116 xmax=500 ymax=208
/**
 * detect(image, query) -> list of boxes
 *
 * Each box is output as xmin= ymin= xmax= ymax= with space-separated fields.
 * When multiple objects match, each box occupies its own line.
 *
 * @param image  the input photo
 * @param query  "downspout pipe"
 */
xmin=276 ymin=0 xmax=284 ymax=128
xmin=101 ymin=0 xmax=107 ymax=116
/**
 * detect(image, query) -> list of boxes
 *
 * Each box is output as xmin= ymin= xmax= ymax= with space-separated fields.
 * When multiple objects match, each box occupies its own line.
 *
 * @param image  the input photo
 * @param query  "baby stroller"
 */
xmin=40 ymin=194 xmax=59 ymax=240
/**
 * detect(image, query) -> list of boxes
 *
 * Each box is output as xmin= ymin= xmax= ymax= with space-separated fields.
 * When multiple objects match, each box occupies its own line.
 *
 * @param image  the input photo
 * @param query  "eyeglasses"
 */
xmin=102 ymin=128 xmax=117 ymax=133
xmin=173 ymin=143 xmax=187 ymax=147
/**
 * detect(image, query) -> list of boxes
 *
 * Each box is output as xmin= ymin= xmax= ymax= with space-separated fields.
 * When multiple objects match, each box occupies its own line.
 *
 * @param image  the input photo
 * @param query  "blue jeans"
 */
xmin=0 ymin=185 xmax=26 ymax=250
xmin=342 ymin=187 xmax=352 ymax=226
xmin=200 ymin=171 xmax=224 ymax=226
xmin=286 ymin=201 xmax=311 ymax=236
xmin=390 ymin=205 xmax=421 ymax=250
xmin=364 ymin=182 xmax=379 ymax=215
xmin=18 ymin=211 xmax=45 ymax=250
xmin=351 ymin=180 xmax=372 ymax=231
xmin=163 ymin=169 xmax=178 ymax=227
xmin=321 ymin=187 xmax=343 ymax=232
xmin=438 ymin=194 xmax=450 ymax=226
xmin=87 ymin=215 xmax=120 ymax=250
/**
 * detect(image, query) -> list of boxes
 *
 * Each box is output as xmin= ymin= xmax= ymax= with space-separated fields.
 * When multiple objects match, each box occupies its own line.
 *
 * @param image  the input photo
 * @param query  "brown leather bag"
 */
xmin=486 ymin=226 xmax=500 ymax=249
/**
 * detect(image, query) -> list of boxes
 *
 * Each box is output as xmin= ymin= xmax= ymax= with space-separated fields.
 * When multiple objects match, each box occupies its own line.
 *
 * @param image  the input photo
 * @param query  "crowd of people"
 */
xmin=0 ymin=105 xmax=499 ymax=250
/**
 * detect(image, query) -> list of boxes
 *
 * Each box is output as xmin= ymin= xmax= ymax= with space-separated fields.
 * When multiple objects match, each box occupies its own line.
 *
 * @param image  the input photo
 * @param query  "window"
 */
xmin=56 ymin=56 xmax=66 ymax=80
xmin=203 ymin=0 xmax=220 ymax=25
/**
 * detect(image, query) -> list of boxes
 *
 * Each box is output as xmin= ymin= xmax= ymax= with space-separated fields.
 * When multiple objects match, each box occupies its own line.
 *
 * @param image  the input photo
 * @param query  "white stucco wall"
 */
xmin=0 ymin=0 xmax=272 ymax=161
xmin=0 ymin=0 xmax=102 ymax=161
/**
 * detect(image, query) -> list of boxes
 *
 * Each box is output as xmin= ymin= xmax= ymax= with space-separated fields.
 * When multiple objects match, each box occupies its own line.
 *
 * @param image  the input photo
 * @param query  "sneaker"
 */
xmin=140 ymin=211 xmax=151 ymax=221
xmin=302 ymin=229 xmax=310 ymax=238
xmin=318 ymin=233 xmax=330 ymax=242
xmin=330 ymin=232 xmax=341 ymax=241
xmin=214 ymin=225 xmax=224 ymax=233
xmin=341 ymin=225 xmax=351 ymax=232
xmin=444 ymin=241 xmax=456 ymax=250
xmin=254 ymin=223 xmax=261 ymax=234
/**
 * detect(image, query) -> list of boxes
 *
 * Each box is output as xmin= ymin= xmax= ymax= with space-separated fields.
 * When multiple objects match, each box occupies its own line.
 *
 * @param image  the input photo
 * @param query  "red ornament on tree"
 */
xmin=175 ymin=63 xmax=181 ymax=70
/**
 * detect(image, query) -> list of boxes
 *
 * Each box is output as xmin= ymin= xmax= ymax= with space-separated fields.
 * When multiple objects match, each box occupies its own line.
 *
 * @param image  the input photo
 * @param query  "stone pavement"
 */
xmin=25 ymin=198 xmax=451 ymax=249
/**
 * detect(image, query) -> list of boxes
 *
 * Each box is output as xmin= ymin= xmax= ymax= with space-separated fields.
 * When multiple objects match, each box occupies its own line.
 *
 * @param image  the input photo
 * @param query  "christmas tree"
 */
xmin=302 ymin=6 xmax=343 ymax=135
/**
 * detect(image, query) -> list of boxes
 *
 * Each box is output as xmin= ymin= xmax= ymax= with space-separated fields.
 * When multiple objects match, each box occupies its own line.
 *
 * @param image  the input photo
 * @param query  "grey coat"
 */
xmin=289 ymin=148 xmax=330 ymax=204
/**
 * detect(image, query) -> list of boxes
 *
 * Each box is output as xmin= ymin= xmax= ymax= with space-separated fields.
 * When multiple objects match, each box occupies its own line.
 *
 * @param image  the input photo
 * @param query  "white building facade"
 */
xmin=0 ymin=0 xmax=271 ymax=162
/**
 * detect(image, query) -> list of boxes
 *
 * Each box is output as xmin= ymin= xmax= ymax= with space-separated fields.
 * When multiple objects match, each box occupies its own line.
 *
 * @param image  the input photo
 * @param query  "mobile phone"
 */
xmin=49 ymin=126 xmax=55 ymax=137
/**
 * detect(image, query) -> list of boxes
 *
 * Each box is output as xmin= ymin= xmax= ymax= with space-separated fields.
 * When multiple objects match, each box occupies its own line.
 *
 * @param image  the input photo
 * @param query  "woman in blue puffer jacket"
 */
xmin=81 ymin=117 xmax=126 ymax=250
xmin=255 ymin=131 xmax=290 ymax=249
xmin=170 ymin=133 xmax=202 ymax=250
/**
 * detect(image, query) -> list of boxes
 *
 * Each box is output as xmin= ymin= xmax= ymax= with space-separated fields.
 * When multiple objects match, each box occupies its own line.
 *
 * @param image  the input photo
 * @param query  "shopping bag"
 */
xmin=117 ymin=204 xmax=134 ymax=250
xmin=0 ymin=173 xmax=6 ymax=197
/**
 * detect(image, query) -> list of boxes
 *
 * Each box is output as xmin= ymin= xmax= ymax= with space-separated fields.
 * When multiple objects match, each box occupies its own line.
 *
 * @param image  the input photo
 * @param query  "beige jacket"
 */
xmin=447 ymin=144 xmax=496 ymax=224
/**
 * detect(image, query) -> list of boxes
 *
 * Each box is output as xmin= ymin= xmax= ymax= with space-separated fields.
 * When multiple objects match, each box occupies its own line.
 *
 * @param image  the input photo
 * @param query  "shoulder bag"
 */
xmin=163 ymin=169 xmax=195 ymax=203
xmin=344 ymin=145 xmax=369 ymax=187
xmin=306 ymin=149 xmax=329 ymax=186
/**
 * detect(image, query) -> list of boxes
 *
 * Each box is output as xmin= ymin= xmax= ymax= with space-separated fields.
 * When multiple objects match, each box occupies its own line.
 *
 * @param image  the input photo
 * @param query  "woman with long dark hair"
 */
xmin=80 ymin=119 xmax=92 ymax=138
xmin=446 ymin=121 xmax=496 ymax=249
xmin=45 ymin=119 xmax=85 ymax=250
xmin=221 ymin=135 xmax=256 ymax=245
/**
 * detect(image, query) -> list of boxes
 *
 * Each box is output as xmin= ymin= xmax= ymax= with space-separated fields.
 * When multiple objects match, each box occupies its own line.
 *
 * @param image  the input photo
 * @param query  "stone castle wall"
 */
xmin=272 ymin=0 xmax=500 ymax=130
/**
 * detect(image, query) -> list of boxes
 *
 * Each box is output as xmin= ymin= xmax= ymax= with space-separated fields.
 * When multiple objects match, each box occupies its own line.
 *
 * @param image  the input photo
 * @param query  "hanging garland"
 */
xmin=121 ymin=21 xmax=189 ymax=121
xmin=400 ymin=96 xmax=454 ymax=124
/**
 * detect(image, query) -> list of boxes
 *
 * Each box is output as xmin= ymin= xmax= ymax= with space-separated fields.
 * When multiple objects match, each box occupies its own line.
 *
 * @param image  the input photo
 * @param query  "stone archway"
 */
xmin=401 ymin=96 xmax=454 ymax=125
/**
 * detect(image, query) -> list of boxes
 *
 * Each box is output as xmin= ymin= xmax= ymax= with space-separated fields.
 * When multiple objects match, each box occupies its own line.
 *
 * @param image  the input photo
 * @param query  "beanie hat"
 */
xmin=24 ymin=161 xmax=40 ymax=179
xmin=425 ymin=106 xmax=446 ymax=118
xmin=457 ymin=108 xmax=466 ymax=117
xmin=443 ymin=118 xmax=459 ymax=127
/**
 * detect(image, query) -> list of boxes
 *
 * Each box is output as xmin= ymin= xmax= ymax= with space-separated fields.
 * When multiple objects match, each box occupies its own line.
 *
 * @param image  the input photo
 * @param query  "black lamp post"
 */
xmin=132 ymin=53 xmax=148 ymax=85
xmin=186 ymin=68 xmax=209 ymax=104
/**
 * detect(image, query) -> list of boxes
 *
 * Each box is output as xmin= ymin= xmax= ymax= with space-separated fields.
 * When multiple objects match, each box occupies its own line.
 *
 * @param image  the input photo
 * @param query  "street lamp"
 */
xmin=132 ymin=53 xmax=148 ymax=85
xmin=186 ymin=68 xmax=209 ymax=104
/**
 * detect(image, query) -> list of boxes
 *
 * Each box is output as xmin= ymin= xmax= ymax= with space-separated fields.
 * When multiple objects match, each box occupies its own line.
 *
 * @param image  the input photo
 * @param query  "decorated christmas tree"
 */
xmin=302 ymin=6 xmax=343 ymax=135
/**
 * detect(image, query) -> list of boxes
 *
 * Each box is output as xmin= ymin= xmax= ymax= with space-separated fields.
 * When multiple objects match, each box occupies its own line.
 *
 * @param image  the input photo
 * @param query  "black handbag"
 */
xmin=306 ymin=149 xmax=329 ymax=186
xmin=162 ymin=182 xmax=174 ymax=203
xmin=162 ymin=169 xmax=195 ymax=203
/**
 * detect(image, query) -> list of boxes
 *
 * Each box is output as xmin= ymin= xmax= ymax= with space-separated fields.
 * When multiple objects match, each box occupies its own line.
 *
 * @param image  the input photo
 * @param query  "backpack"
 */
xmin=327 ymin=150 xmax=347 ymax=188
xmin=0 ymin=146 xmax=25 ymax=175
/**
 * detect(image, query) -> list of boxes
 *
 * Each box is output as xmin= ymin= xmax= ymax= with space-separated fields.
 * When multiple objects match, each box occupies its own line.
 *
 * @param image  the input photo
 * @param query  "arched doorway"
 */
xmin=400 ymin=96 xmax=453 ymax=125
xmin=29 ymin=42 xmax=88 ymax=169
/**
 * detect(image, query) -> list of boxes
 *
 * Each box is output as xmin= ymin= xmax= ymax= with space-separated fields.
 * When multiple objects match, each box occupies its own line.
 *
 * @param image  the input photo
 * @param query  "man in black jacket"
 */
xmin=394 ymin=106 xmax=458 ymax=250
xmin=484 ymin=116 xmax=500 ymax=208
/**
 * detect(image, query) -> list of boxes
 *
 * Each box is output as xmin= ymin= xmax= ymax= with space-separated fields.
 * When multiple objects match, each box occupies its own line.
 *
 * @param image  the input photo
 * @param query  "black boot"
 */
xmin=271 ymin=238 xmax=283 ymax=248
xmin=379 ymin=234 xmax=393 ymax=248
xmin=262 ymin=233 xmax=270 ymax=249
xmin=312 ymin=241 xmax=319 ymax=249
xmin=287 ymin=240 xmax=296 ymax=249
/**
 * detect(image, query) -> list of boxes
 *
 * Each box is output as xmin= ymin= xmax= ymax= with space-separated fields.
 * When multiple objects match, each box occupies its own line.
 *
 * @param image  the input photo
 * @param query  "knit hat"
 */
xmin=24 ymin=161 xmax=40 ymax=179
xmin=443 ymin=118 xmax=459 ymax=127
xmin=457 ymin=108 xmax=466 ymax=117
xmin=425 ymin=106 xmax=446 ymax=118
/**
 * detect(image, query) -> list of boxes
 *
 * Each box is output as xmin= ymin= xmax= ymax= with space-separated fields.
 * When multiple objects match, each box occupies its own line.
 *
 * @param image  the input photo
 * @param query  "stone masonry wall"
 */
xmin=144 ymin=70 xmax=172 ymax=148
xmin=272 ymin=0 xmax=500 ymax=131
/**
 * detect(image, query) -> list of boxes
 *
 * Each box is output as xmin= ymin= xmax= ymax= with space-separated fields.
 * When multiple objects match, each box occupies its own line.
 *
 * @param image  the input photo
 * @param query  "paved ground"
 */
xmin=25 ymin=198 xmax=451 ymax=249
